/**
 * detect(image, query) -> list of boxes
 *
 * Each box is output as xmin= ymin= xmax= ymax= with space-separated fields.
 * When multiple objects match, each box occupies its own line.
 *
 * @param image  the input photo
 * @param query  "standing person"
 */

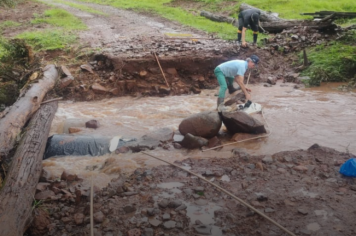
xmin=214 ymin=55 xmax=259 ymax=108
xmin=237 ymin=9 xmax=261 ymax=47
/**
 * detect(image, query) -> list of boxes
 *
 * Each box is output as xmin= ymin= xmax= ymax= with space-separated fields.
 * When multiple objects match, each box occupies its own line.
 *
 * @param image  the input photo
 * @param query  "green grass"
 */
xmin=0 ymin=0 xmax=24 ymax=7
xmin=0 ymin=21 xmax=21 ymax=30
xmin=31 ymin=8 xmax=87 ymax=30
xmin=16 ymin=30 xmax=77 ymax=50
xmin=12 ymin=8 xmax=87 ymax=51
xmin=0 ymin=37 xmax=11 ymax=61
xmin=52 ymin=0 xmax=107 ymax=16
xmin=299 ymin=30 xmax=356 ymax=86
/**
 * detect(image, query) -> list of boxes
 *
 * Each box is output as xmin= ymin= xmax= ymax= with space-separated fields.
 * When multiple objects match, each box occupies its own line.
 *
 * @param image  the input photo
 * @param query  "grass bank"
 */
xmin=16 ymin=8 xmax=86 ymax=51
xmin=299 ymin=30 xmax=356 ymax=86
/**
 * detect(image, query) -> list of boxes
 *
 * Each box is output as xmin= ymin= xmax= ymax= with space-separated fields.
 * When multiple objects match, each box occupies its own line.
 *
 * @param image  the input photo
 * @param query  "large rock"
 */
xmin=179 ymin=111 xmax=222 ymax=139
xmin=180 ymin=133 xmax=208 ymax=149
xmin=221 ymin=111 xmax=266 ymax=134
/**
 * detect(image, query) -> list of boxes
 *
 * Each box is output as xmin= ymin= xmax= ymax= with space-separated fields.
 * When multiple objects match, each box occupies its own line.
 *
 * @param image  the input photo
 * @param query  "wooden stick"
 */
xmin=90 ymin=173 xmax=94 ymax=236
xmin=153 ymin=51 xmax=170 ymax=88
xmin=41 ymin=97 xmax=63 ymax=105
xmin=164 ymin=37 xmax=216 ymax=40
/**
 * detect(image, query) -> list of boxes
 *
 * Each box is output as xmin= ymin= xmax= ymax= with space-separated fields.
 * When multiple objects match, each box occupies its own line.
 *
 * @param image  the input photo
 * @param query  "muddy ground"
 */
xmin=1 ymin=1 xmax=356 ymax=236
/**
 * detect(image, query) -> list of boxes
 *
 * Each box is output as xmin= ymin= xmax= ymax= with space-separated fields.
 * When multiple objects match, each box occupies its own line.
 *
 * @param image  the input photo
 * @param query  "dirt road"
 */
xmin=1 ymin=1 xmax=356 ymax=236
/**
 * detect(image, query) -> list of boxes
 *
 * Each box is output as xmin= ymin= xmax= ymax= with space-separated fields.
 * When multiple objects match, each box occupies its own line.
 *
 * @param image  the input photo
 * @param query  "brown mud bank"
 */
xmin=28 ymin=144 xmax=356 ymax=236
xmin=53 ymin=48 xmax=297 ymax=102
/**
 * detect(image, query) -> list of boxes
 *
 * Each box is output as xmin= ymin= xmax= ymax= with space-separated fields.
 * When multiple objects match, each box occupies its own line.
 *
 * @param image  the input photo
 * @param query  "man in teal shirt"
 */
xmin=214 ymin=55 xmax=259 ymax=107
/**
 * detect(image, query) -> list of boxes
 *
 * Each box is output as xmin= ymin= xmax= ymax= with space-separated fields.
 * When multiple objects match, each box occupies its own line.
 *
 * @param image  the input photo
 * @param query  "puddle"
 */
xmin=186 ymin=201 xmax=223 ymax=236
xmin=157 ymin=182 xmax=185 ymax=189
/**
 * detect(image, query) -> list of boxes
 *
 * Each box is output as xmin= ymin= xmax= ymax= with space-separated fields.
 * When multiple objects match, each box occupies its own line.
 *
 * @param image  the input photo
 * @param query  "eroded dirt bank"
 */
xmin=1 ymin=1 xmax=356 ymax=236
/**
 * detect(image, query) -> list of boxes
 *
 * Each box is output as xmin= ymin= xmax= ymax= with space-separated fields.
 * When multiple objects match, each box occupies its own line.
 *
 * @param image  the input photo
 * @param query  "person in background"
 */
xmin=214 ymin=55 xmax=260 ymax=108
xmin=237 ymin=9 xmax=261 ymax=47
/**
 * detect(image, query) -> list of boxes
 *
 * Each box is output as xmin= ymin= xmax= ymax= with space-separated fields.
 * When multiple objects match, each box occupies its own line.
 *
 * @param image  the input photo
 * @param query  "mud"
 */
xmin=1 ymin=1 xmax=356 ymax=236
xmin=30 ymin=144 xmax=356 ymax=236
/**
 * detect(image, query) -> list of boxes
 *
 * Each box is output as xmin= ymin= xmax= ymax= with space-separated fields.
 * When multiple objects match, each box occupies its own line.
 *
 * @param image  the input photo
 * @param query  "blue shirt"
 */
xmin=217 ymin=60 xmax=248 ymax=78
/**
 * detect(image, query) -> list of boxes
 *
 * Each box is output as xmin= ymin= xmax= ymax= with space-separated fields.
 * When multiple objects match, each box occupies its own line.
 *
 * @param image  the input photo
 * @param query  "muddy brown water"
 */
xmin=44 ymin=82 xmax=356 ymax=188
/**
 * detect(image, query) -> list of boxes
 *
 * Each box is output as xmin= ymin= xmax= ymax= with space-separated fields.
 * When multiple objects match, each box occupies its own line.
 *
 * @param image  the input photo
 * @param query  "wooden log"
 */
xmin=200 ymin=10 xmax=239 ymax=27
xmin=0 ymin=65 xmax=58 ymax=161
xmin=0 ymin=101 xmax=58 ymax=236
xmin=301 ymin=11 xmax=356 ymax=19
xmin=260 ymin=20 xmax=337 ymax=33
xmin=239 ymin=3 xmax=284 ymax=22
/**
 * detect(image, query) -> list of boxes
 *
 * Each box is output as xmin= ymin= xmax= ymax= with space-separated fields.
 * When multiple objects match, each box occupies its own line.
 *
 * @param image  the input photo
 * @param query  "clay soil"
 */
xmin=1 ymin=1 xmax=356 ymax=236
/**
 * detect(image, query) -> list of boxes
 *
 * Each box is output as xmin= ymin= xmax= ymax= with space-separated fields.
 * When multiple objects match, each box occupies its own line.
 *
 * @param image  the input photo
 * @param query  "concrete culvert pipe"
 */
xmin=43 ymin=134 xmax=135 ymax=159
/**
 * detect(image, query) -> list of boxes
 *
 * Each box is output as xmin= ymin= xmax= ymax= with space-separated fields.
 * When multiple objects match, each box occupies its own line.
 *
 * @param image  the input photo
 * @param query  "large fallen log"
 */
xmin=260 ymin=20 xmax=337 ymax=33
xmin=0 ymin=101 xmax=58 ymax=236
xmin=0 ymin=65 xmax=58 ymax=161
xmin=239 ymin=3 xmax=284 ymax=22
xmin=200 ymin=10 xmax=239 ymax=27
xmin=200 ymin=8 xmax=336 ymax=33
xmin=301 ymin=11 xmax=356 ymax=19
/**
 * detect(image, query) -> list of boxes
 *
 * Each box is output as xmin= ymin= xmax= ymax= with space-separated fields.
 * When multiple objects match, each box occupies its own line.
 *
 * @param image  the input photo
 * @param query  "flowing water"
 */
xmin=44 ymin=82 xmax=356 ymax=188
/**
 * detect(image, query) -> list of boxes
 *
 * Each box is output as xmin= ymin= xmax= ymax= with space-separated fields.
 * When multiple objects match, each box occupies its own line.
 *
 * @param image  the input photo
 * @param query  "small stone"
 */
xmin=93 ymin=211 xmax=105 ymax=223
xmin=123 ymin=205 xmax=136 ymax=214
xmin=73 ymin=213 xmax=84 ymax=225
xmin=127 ymin=228 xmax=141 ymax=236
xmin=162 ymin=213 xmax=170 ymax=221
xmin=163 ymin=220 xmax=176 ymax=229
xmin=293 ymin=165 xmax=308 ymax=172
xmin=149 ymin=218 xmax=162 ymax=227
xmin=115 ymin=146 xmax=130 ymax=154
xmin=298 ymin=209 xmax=308 ymax=215
xmin=175 ymin=204 xmax=187 ymax=211
xmin=158 ymin=199 xmax=169 ymax=208
xmin=143 ymin=228 xmax=153 ymax=236
xmin=168 ymin=200 xmax=182 ymax=208
xmin=262 ymin=155 xmax=274 ymax=164
xmin=85 ymin=120 xmax=100 ymax=129
xmin=264 ymin=208 xmax=275 ymax=213
xmin=194 ymin=224 xmax=212 ymax=235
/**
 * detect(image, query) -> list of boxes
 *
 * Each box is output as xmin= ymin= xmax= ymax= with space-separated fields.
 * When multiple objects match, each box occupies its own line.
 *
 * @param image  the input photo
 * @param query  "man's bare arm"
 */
xmin=241 ymin=27 xmax=247 ymax=47
xmin=235 ymin=75 xmax=251 ymax=101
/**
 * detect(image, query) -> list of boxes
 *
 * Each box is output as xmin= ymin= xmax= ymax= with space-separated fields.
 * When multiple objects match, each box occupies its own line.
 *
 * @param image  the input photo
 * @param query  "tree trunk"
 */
xmin=200 ymin=10 xmax=239 ymax=27
xmin=0 ymin=65 xmax=58 ymax=161
xmin=0 ymin=101 xmax=58 ymax=236
xmin=260 ymin=20 xmax=337 ymax=33
xmin=239 ymin=3 xmax=284 ymax=22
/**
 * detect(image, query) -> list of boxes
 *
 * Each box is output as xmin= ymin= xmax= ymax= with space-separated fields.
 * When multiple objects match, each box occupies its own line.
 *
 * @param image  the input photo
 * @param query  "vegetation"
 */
xmin=300 ymin=30 xmax=356 ymax=86
xmin=0 ymin=38 xmax=32 ymax=107
xmin=1 ymin=0 xmax=355 ymax=85
xmin=0 ymin=20 xmax=21 ymax=30
xmin=0 ymin=0 xmax=24 ymax=7
xmin=11 ymin=8 xmax=86 ymax=51
xmin=31 ymin=8 xmax=87 ymax=30
xmin=16 ymin=30 xmax=77 ymax=51
xmin=52 ymin=0 xmax=107 ymax=16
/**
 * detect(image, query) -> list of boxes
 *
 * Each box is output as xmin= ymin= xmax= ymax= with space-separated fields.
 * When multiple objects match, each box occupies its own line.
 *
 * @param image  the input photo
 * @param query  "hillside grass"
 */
xmin=52 ymin=0 xmax=107 ymax=16
xmin=299 ymin=30 xmax=356 ymax=86
xmin=14 ymin=8 xmax=87 ymax=51
xmin=31 ymin=8 xmax=87 ymax=30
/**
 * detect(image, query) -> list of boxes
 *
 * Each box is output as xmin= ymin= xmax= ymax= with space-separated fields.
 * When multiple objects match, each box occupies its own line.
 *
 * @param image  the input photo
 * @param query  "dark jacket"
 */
xmin=238 ymin=9 xmax=261 ymax=31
